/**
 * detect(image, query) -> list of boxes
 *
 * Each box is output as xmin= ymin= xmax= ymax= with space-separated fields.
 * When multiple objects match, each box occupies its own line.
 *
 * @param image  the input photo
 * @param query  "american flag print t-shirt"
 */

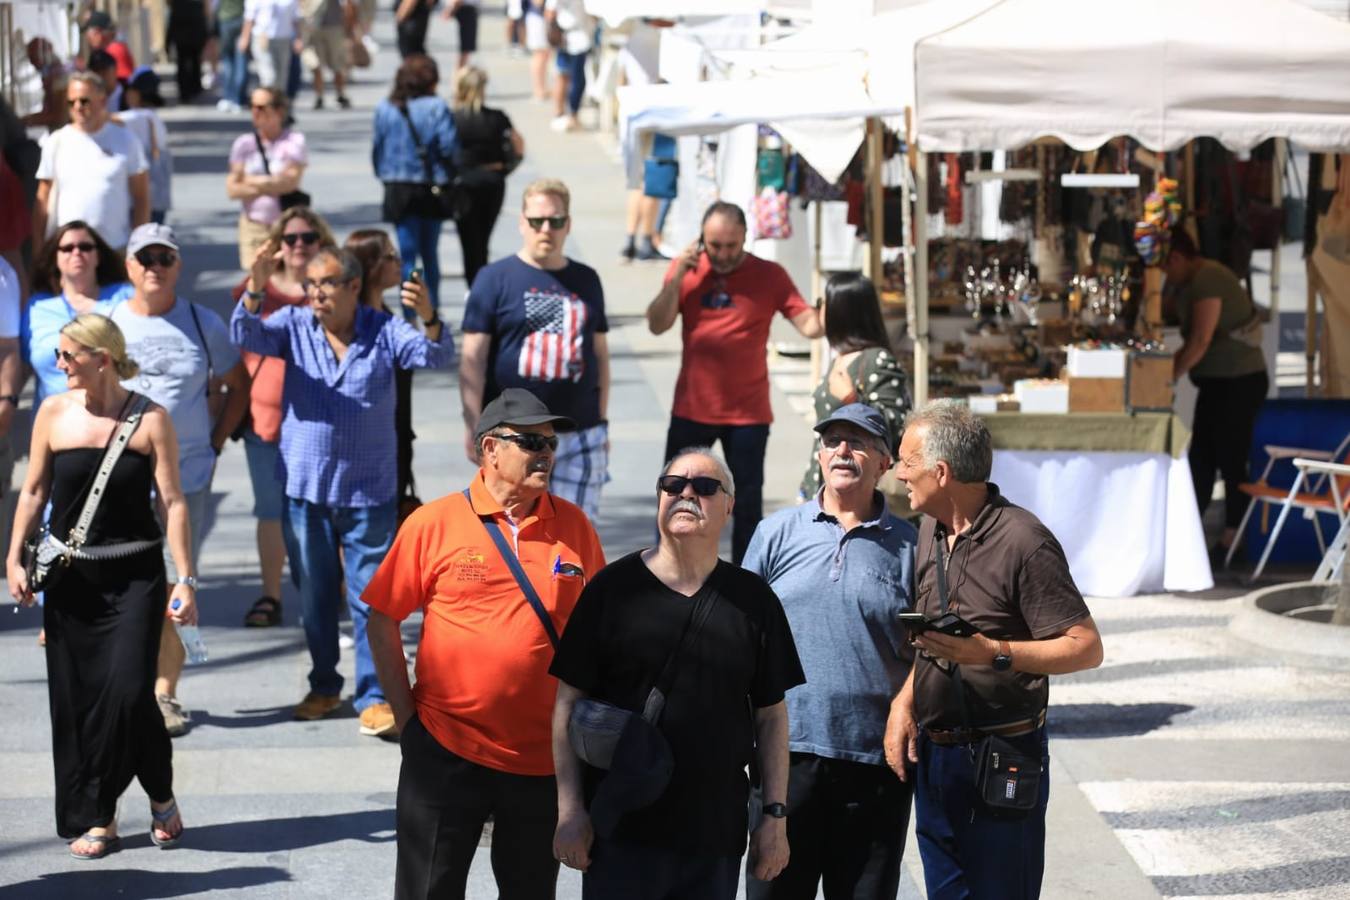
xmin=520 ymin=287 xmax=588 ymax=382
xmin=462 ymin=255 xmax=608 ymax=428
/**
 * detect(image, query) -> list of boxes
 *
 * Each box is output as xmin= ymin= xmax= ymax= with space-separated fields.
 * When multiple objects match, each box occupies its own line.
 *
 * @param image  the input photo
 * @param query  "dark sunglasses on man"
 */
xmin=525 ymin=215 xmax=569 ymax=232
xmin=493 ymin=431 xmax=559 ymax=453
xmin=282 ymin=231 xmax=321 ymax=247
xmin=657 ymin=475 xmax=725 ymax=497
xmin=135 ymin=248 xmax=178 ymax=269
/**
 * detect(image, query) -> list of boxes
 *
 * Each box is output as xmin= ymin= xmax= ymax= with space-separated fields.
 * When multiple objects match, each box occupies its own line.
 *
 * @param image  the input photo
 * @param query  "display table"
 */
xmin=981 ymin=413 xmax=1213 ymax=597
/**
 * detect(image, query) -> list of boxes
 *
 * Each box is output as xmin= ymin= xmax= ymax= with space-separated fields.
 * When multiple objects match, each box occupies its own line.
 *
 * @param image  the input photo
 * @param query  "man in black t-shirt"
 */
xmin=886 ymin=401 xmax=1104 ymax=900
xmin=549 ymin=447 xmax=805 ymax=900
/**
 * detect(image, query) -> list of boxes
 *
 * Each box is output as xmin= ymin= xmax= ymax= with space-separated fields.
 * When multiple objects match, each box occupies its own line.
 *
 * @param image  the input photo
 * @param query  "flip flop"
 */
xmin=243 ymin=596 xmax=282 ymax=627
xmin=69 ymin=832 xmax=121 ymax=860
xmin=150 ymin=800 xmax=183 ymax=848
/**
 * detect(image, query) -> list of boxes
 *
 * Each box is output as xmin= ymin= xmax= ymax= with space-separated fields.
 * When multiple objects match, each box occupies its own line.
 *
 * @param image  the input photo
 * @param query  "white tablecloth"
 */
xmin=990 ymin=450 xmax=1214 ymax=598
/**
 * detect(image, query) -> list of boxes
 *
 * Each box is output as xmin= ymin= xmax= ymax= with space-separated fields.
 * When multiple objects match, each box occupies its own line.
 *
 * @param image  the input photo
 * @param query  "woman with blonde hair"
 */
xmin=232 ymin=206 xmax=336 ymax=628
xmin=8 ymin=313 xmax=195 ymax=859
xmin=226 ymin=86 xmax=309 ymax=269
xmin=451 ymin=65 xmax=524 ymax=286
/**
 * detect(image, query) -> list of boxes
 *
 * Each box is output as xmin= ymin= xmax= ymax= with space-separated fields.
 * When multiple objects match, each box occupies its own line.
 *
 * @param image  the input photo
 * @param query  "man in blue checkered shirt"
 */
xmin=232 ymin=246 xmax=453 ymax=737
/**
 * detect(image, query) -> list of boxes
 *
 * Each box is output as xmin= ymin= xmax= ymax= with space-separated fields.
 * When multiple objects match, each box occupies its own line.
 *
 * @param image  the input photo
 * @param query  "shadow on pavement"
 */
xmin=0 ymin=866 xmax=291 ymax=899
xmin=1048 ymin=702 xmax=1194 ymax=738
xmin=185 ymin=807 xmax=395 ymax=853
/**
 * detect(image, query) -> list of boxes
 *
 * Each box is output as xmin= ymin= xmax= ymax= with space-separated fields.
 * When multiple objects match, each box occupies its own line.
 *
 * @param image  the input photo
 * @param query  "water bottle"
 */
xmin=171 ymin=600 xmax=209 ymax=665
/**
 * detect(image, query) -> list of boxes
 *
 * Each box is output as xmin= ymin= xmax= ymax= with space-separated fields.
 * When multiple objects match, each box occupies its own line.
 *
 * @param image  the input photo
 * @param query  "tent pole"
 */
xmin=811 ymin=201 xmax=824 ymax=388
xmin=914 ymin=149 xmax=930 ymax=407
xmin=1270 ymin=139 xmax=1283 ymax=399
xmin=867 ymin=118 xmax=884 ymax=282
xmin=902 ymin=108 xmax=917 ymax=380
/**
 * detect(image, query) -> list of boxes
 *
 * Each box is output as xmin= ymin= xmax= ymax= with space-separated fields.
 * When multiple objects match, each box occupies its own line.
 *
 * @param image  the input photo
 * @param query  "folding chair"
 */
xmin=1226 ymin=434 xmax=1350 ymax=582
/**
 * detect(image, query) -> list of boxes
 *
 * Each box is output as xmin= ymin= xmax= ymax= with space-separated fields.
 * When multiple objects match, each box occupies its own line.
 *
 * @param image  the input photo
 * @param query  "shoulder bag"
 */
xmin=397 ymin=103 xmax=468 ymax=221
xmin=933 ymin=532 xmax=1042 ymax=814
xmin=254 ymin=132 xmax=312 ymax=211
xmin=23 ymin=394 xmax=159 ymax=591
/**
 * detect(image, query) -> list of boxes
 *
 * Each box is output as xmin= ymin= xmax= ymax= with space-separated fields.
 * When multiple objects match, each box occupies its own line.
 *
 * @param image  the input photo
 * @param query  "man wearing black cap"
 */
xmin=742 ymin=403 xmax=918 ymax=900
xmin=84 ymin=11 xmax=136 ymax=81
xmin=549 ymin=446 xmax=804 ymax=899
xmin=364 ymin=388 xmax=606 ymax=900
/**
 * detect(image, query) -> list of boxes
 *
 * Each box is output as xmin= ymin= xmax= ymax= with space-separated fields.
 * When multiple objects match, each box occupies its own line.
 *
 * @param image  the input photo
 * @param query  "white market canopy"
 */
xmin=583 ymin=0 xmax=764 ymax=27
xmin=915 ymin=0 xmax=1350 ymax=153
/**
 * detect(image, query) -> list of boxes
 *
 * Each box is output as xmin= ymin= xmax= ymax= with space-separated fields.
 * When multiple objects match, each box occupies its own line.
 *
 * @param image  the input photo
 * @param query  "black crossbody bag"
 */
xmin=933 ymin=534 xmax=1042 ymax=813
xmin=254 ymin=131 xmax=311 ymax=210
xmin=396 ymin=104 xmax=469 ymax=221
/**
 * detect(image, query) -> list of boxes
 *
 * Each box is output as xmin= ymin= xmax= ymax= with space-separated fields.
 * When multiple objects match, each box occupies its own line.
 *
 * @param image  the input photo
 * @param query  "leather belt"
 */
xmin=924 ymin=709 xmax=1047 ymax=746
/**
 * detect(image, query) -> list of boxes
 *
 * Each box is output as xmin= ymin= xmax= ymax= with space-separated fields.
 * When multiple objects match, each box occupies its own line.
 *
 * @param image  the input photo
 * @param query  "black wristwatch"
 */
xmin=762 ymin=802 xmax=787 ymax=819
xmin=422 ymin=312 xmax=439 ymax=328
xmin=0 ymin=394 xmax=19 ymax=406
xmin=992 ymin=640 xmax=1013 ymax=672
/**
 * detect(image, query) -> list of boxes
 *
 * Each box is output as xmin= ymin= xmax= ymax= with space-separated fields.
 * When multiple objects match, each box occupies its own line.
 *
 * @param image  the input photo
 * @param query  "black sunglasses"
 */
xmin=135 ymin=249 xmax=178 ymax=269
xmin=492 ymin=431 xmax=559 ymax=453
xmin=53 ymin=347 xmax=91 ymax=365
xmin=525 ymin=215 xmax=569 ymax=231
xmin=820 ymin=431 xmax=883 ymax=451
xmin=58 ymin=241 xmax=97 ymax=254
xmin=282 ymin=231 xmax=320 ymax=247
xmin=657 ymin=475 xmax=724 ymax=497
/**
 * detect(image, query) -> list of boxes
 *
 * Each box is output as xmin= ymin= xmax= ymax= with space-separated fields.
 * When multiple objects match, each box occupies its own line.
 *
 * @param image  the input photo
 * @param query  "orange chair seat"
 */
xmin=1237 ymin=482 xmax=1350 ymax=512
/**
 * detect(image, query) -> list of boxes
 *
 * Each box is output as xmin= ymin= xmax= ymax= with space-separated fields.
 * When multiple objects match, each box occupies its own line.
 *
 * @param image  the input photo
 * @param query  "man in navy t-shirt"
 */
xmin=460 ymin=177 xmax=610 ymax=517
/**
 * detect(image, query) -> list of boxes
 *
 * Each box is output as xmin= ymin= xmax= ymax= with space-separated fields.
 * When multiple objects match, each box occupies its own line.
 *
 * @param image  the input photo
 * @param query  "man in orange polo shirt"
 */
xmin=365 ymin=388 xmax=605 ymax=900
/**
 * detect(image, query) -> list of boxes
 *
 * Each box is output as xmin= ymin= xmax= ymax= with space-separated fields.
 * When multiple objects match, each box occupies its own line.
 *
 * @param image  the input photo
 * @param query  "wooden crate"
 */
xmin=1127 ymin=352 xmax=1174 ymax=411
xmin=1067 ymin=376 xmax=1126 ymax=413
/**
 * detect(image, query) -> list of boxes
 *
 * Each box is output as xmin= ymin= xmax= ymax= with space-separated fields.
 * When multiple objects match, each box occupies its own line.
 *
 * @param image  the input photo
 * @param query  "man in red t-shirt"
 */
xmin=646 ymin=200 xmax=822 ymax=562
xmin=84 ymin=12 xmax=136 ymax=81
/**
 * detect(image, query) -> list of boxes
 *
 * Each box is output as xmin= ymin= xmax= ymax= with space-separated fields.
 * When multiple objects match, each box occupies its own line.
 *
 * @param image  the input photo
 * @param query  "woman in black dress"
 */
xmin=7 ymin=313 xmax=197 ymax=859
xmin=451 ymin=65 xmax=525 ymax=287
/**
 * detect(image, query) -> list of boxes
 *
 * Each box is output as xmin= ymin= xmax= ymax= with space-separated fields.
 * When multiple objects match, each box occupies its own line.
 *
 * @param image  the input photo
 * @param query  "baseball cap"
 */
xmin=475 ymin=388 xmax=573 ymax=439
xmin=84 ymin=11 xmax=114 ymax=30
xmin=814 ymin=403 xmax=890 ymax=444
xmin=127 ymin=223 xmax=180 ymax=256
xmin=128 ymin=66 xmax=163 ymax=103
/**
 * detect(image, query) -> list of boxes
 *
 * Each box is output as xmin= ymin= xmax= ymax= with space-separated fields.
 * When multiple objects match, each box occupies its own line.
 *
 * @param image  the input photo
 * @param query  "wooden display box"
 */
xmin=1127 ymin=351 xmax=1173 ymax=412
xmin=1067 ymin=376 xmax=1125 ymax=413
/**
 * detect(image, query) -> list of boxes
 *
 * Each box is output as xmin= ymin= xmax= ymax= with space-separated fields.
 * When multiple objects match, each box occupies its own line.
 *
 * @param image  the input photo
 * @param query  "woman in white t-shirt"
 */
xmin=238 ymin=0 xmax=302 ymax=90
xmin=545 ymin=0 xmax=594 ymax=133
xmin=225 ymin=87 xmax=309 ymax=268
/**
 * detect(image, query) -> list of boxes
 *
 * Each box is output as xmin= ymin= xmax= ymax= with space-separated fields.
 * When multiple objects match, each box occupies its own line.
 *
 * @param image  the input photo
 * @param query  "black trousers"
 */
xmin=584 ymin=838 xmax=741 ymax=900
xmin=455 ymin=177 xmax=506 ymax=288
xmin=747 ymin=753 xmax=912 ymax=900
xmin=1189 ymin=370 xmax=1268 ymax=528
xmin=395 ymin=715 xmax=559 ymax=900
xmin=663 ymin=416 xmax=769 ymax=565
xmin=397 ymin=5 xmax=431 ymax=57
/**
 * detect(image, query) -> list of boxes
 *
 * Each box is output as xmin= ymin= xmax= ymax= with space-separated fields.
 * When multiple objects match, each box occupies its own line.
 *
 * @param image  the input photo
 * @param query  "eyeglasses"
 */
xmin=251 ymin=104 xmax=276 ymax=113
xmin=66 ymin=97 xmax=93 ymax=108
xmin=657 ymin=475 xmax=725 ymax=497
xmin=282 ymin=231 xmax=320 ymax=247
xmin=302 ymin=277 xmax=352 ymax=294
xmin=58 ymin=241 xmax=97 ymax=254
xmin=53 ymin=347 xmax=91 ymax=365
xmin=491 ymin=431 xmax=558 ymax=453
xmin=821 ymin=431 xmax=883 ymax=452
xmin=134 ymin=249 xmax=178 ymax=269
xmin=525 ymin=215 xmax=569 ymax=231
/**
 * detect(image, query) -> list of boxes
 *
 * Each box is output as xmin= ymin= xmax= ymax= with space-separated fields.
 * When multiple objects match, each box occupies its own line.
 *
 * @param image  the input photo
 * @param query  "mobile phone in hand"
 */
xmin=408 ymin=268 xmax=423 ymax=285
xmin=897 ymin=611 xmax=979 ymax=638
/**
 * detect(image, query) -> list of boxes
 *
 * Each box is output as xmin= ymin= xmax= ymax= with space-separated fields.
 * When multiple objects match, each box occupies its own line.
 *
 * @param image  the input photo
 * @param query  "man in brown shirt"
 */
xmin=884 ymin=400 xmax=1103 ymax=900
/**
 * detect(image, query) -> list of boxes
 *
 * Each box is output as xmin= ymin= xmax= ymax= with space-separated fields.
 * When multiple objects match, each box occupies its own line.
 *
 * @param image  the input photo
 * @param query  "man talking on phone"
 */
xmin=886 ymin=400 xmax=1103 ymax=900
xmin=645 ymin=200 xmax=822 ymax=563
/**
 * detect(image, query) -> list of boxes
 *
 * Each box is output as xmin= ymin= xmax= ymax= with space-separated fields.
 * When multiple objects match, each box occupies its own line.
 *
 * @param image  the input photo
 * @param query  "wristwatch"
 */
xmin=0 ymin=394 xmax=19 ymax=406
xmin=762 ymin=802 xmax=787 ymax=819
xmin=422 ymin=313 xmax=439 ymax=328
xmin=176 ymin=576 xmax=199 ymax=589
xmin=992 ymin=640 xmax=1013 ymax=672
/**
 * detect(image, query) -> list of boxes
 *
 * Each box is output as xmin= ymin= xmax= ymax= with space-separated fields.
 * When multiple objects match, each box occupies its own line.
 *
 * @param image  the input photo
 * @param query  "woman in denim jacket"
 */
xmin=372 ymin=54 xmax=458 ymax=315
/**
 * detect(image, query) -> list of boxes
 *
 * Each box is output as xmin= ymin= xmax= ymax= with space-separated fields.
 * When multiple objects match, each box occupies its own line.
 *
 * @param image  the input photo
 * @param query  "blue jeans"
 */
xmin=663 ymin=416 xmax=769 ymax=565
xmin=395 ymin=215 xmax=443 ymax=314
xmin=555 ymin=49 xmax=588 ymax=114
xmin=217 ymin=15 xmax=249 ymax=105
xmin=281 ymin=497 xmax=397 ymax=711
xmin=914 ymin=727 xmax=1050 ymax=900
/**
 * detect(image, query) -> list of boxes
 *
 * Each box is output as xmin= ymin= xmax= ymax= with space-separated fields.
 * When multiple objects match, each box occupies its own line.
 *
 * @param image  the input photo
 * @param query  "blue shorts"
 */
xmin=243 ymin=429 xmax=285 ymax=521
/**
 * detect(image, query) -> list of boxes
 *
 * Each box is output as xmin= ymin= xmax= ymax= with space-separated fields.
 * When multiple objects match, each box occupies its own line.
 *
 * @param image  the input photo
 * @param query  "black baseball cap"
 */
xmin=474 ymin=388 xmax=573 ymax=440
xmin=84 ymin=11 xmax=114 ymax=30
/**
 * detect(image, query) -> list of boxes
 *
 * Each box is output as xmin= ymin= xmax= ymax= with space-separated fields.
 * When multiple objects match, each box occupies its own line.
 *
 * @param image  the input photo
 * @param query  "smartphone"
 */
xmin=408 ymin=267 xmax=423 ymax=285
xmin=897 ymin=611 xmax=979 ymax=637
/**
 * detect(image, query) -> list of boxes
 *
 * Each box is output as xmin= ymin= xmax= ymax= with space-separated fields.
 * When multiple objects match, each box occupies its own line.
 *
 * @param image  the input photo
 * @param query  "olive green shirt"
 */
xmin=1177 ymin=260 xmax=1266 ymax=379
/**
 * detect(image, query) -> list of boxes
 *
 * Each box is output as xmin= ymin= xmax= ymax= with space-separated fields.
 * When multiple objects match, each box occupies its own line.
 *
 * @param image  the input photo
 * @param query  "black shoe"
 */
xmin=620 ymin=239 xmax=636 ymax=261
xmin=634 ymin=240 xmax=661 ymax=261
xmin=313 ymin=97 xmax=325 ymax=111
xmin=337 ymin=95 xmax=351 ymax=110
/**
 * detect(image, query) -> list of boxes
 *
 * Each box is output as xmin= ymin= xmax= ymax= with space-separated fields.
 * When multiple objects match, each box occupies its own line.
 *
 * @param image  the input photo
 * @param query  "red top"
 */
xmin=232 ymin=277 xmax=308 ymax=442
xmin=665 ymin=253 xmax=809 ymax=425
xmin=105 ymin=41 xmax=135 ymax=81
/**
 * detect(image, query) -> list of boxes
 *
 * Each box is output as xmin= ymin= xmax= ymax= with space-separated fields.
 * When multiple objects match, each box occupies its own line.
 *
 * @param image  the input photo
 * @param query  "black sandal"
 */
xmin=243 ymin=596 xmax=282 ymax=628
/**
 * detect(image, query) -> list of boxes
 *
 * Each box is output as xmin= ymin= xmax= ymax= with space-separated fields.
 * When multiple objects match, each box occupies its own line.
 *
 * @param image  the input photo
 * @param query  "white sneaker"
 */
xmin=201 ymin=70 xmax=216 ymax=91
xmin=216 ymin=98 xmax=240 ymax=113
xmin=339 ymin=632 xmax=355 ymax=649
xmin=550 ymin=115 xmax=577 ymax=132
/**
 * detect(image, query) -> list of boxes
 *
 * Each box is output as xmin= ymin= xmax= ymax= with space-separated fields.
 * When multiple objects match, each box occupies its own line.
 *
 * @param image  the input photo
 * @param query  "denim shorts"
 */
xmin=243 ymin=429 xmax=285 ymax=521
xmin=162 ymin=485 xmax=210 ymax=581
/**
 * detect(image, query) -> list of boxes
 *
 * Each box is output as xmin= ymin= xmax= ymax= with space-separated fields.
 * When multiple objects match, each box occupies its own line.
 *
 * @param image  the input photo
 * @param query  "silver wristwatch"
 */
xmin=176 ymin=576 xmax=198 ymax=589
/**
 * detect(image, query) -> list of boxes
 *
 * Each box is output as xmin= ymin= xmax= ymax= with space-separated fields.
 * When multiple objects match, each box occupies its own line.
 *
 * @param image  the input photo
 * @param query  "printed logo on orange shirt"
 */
xmin=453 ymin=551 xmax=490 ymax=583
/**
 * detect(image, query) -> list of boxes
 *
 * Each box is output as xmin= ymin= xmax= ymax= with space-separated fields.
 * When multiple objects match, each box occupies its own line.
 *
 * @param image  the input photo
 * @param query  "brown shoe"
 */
xmin=293 ymin=692 xmax=342 ymax=721
xmin=358 ymin=702 xmax=398 ymax=737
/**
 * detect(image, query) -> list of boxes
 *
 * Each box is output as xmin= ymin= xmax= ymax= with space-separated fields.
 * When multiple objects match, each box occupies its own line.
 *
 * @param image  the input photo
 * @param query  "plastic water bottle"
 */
xmin=171 ymin=600 xmax=209 ymax=665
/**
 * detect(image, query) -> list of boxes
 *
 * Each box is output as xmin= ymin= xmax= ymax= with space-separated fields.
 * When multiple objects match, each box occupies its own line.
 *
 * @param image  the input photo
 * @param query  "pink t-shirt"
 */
xmin=228 ymin=129 xmax=308 ymax=226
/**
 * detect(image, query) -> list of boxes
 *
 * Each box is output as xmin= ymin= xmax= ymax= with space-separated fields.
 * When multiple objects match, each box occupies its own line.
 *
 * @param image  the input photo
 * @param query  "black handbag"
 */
xmin=254 ymin=132 xmax=311 ymax=210
xmin=397 ymin=103 xmax=469 ymax=221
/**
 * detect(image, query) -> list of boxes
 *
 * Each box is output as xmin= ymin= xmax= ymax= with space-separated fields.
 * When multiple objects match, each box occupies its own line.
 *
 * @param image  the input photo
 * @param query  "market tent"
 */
xmin=915 ymin=0 xmax=1350 ymax=153
xmin=584 ymin=0 xmax=764 ymax=27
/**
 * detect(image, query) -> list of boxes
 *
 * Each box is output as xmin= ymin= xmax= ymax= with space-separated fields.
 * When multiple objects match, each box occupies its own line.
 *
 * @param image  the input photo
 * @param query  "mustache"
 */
xmin=829 ymin=457 xmax=861 ymax=475
xmin=666 ymin=498 xmax=704 ymax=520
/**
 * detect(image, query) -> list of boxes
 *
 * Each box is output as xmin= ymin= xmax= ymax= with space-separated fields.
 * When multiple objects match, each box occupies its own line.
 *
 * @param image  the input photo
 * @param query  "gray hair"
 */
xmin=662 ymin=446 xmax=735 ymax=498
xmin=67 ymin=71 xmax=107 ymax=95
xmin=904 ymin=400 xmax=993 ymax=483
xmin=309 ymin=248 xmax=363 ymax=286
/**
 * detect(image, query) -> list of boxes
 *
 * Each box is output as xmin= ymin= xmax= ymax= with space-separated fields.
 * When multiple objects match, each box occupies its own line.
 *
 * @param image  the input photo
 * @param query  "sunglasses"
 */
xmin=821 ymin=431 xmax=883 ymax=451
xmin=58 ymin=241 xmax=97 ymax=254
xmin=525 ymin=215 xmax=569 ymax=231
xmin=251 ymin=104 xmax=276 ymax=112
xmin=282 ymin=231 xmax=320 ymax=247
xmin=134 ymin=249 xmax=178 ymax=269
xmin=53 ymin=347 xmax=91 ymax=365
xmin=492 ymin=431 xmax=558 ymax=453
xmin=67 ymin=97 xmax=93 ymax=108
xmin=657 ymin=475 xmax=725 ymax=497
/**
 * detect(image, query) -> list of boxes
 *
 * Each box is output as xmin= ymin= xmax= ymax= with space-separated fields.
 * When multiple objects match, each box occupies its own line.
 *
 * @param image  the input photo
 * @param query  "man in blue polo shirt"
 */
xmin=741 ymin=403 xmax=917 ymax=900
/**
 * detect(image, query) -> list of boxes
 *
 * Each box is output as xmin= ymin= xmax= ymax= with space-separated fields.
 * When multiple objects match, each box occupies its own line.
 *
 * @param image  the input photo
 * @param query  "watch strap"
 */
xmin=762 ymin=802 xmax=787 ymax=818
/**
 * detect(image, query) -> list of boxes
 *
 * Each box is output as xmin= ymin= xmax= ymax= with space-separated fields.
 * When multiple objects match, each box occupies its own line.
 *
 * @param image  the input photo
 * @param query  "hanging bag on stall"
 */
xmin=643 ymin=133 xmax=679 ymax=200
xmin=753 ymin=186 xmax=792 ymax=240
xmin=1319 ymin=156 xmax=1350 ymax=264
xmin=757 ymin=146 xmax=787 ymax=191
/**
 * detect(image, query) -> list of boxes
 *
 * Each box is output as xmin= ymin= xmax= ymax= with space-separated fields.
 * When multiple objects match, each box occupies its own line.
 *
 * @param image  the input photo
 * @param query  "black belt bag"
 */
xmin=973 ymin=733 xmax=1041 ymax=812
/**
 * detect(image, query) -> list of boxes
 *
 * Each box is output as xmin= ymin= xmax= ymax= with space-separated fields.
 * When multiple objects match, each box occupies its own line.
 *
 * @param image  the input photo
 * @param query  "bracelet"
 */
xmin=176 ymin=576 xmax=198 ymax=589
xmin=422 ymin=313 xmax=439 ymax=328
xmin=244 ymin=289 xmax=264 ymax=302
xmin=0 ymin=394 xmax=19 ymax=406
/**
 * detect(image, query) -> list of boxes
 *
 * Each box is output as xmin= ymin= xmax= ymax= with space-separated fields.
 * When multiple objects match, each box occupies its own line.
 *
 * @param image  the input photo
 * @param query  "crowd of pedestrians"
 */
xmin=2 ymin=7 xmax=1109 ymax=900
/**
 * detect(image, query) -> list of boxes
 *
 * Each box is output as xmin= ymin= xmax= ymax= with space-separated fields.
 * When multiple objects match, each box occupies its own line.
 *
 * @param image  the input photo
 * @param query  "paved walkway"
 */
xmin=2 ymin=10 xmax=1348 ymax=900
